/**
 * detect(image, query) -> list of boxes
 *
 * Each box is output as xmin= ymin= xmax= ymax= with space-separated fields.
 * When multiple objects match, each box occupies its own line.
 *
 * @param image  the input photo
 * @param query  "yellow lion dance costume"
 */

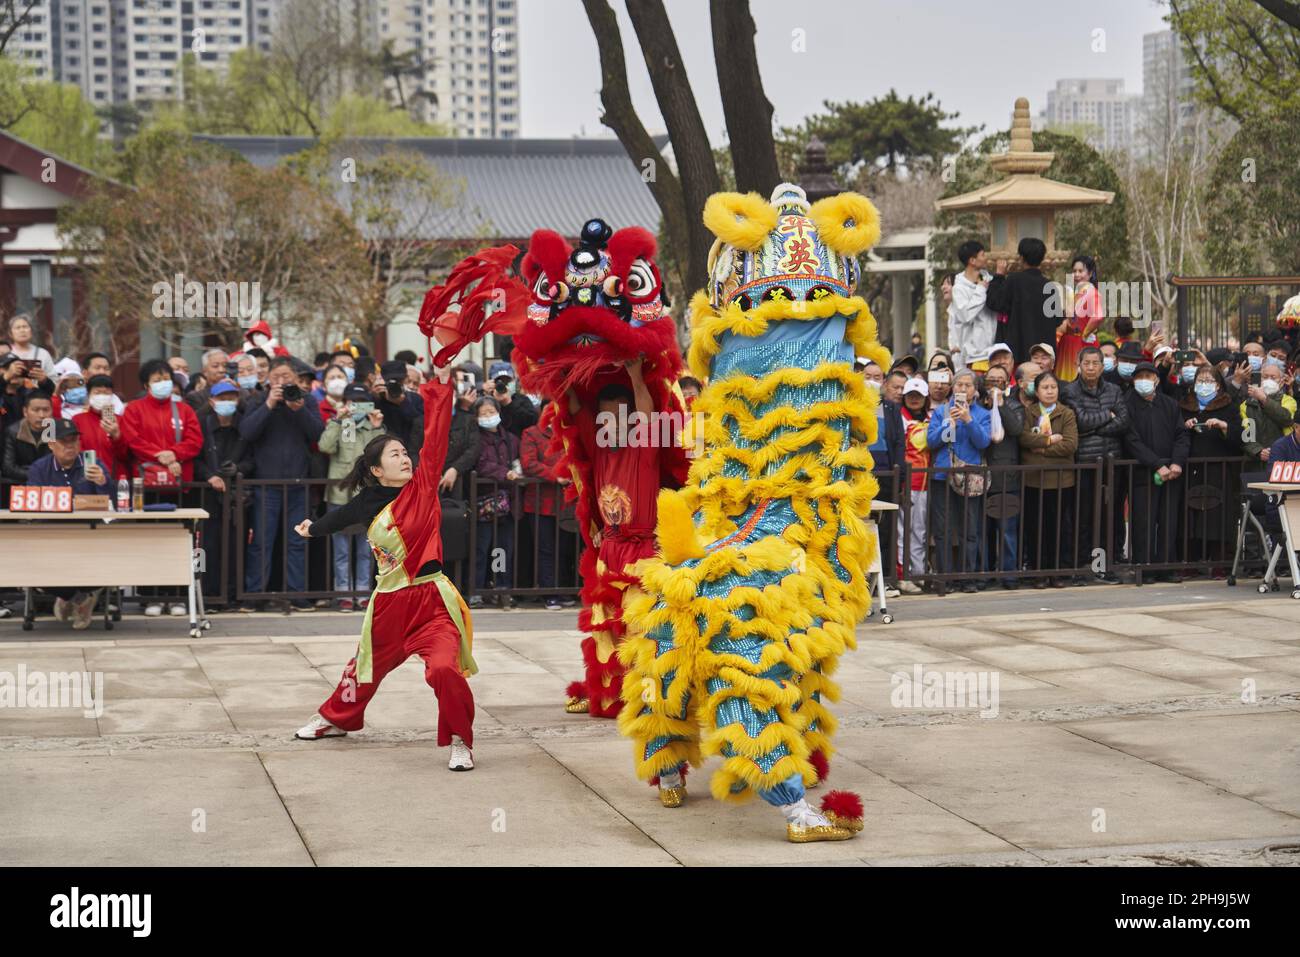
xmin=617 ymin=183 xmax=890 ymax=842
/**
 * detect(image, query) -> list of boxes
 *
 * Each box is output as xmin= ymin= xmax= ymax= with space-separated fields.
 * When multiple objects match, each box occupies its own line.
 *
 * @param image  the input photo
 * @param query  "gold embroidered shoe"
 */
xmin=564 ymin=696 xmax=589 ymax=714
xmin=823 ymin=812 xmax=863 ymax=833
xmin=786 ymin=822 xmax=854 ymax=843
xmin=659 ymin=785 xmax=687 ymax=808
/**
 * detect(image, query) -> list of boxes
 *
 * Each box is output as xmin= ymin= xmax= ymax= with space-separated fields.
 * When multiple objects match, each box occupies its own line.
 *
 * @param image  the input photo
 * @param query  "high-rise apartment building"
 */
xmin=2 ymin=0 xmax=519 ymax=137
xmin=1038 ymin=78 xmax=1140 ymax=154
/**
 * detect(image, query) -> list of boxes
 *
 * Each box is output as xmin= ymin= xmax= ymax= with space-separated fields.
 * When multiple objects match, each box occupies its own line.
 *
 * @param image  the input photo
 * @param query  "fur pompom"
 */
xmin=565 ymin=681 xmax=587 ymax=700
xmin=820 ymin=789 xmax=864 ymax=822
xmin=702 ymin=192 xmax=778 ymax=251
xmin=808 ymin=193 xmax=881 ymax=256
xmin=808 ymin=749 xmax=830 ymax=783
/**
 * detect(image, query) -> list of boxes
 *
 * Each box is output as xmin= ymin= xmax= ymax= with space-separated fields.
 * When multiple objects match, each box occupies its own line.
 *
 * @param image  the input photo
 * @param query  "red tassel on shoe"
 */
xmin=808 ymin=749 xmax=830 ymax=783
xmin=565 ymin=681 xmax=587 ymax=700
xmin=820 ymin=790 xmax=864 ymax=832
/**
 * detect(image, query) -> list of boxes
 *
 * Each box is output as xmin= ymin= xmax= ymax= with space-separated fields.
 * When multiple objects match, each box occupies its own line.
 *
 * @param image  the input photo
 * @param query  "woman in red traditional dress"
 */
xmin=1055 ymin=254 xmax=1104 ymax=382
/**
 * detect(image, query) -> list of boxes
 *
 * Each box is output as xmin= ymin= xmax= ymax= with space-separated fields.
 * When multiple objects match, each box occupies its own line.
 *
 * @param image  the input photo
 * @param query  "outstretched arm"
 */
xmin=414 ymin=366 xmax=454 ymax=496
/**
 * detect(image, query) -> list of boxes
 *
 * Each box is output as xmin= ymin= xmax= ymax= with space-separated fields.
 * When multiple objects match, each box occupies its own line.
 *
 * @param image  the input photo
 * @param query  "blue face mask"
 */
xmin=1194 ymin=382 xmax=1217 ymax=400
xmin=1118 ymin=361 xmax=1136 ymax=378
xmin=63 ymin=387 xmax=87 ymax=405
xmin=214 ymin=400 xmax=238 ymax=417
xmin=1022 ymin=381 xmax=1035 ymax=397
xmin=1180 ymin=365 xmax=1197 ymax=382
xmin=479 ymin=415 xmax=501 ymax=431
xmin=1265 ymin=356 xmax=1286 ymax=371
xmin=1134 ymin=379 xmax=1156 ymax=396
xmin=237 ymin=374 xmax=258 ymax=390
xmin=150 ymin=380 xmax=174 ymax=400
xmin=1103 ymin=356 xmax=1116 ymax=373
xmin=344 ymin=366 xmax=356 ymax=383
xmin=1248 ymin=354 xmax=1263 ymax=372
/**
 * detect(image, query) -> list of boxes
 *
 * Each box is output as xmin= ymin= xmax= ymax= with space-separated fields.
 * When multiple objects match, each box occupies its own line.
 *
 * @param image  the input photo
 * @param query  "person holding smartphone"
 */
xmin=72 ymin=374 xmax=128 ymax=482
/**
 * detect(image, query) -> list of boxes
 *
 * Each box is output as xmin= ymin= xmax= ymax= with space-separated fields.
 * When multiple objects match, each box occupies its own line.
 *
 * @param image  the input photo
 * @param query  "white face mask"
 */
xmin=1261 ymin=379 xmax=1281 ymax=396
xmin=89 ymin=394 xmax=114 ymax=411
xmin=252 ymin=333 xmax=269 ymax=347
xmin=864 ymin=379 xmax=882 ymax=391
xmin=326 ymin=378 xmax=347 ymax=397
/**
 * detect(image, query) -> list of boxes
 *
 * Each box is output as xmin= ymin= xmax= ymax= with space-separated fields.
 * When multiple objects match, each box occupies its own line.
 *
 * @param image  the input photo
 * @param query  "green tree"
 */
xmin=1203 ymin=109 xmax=1300 ymax=274
xmin=0 ymin=61 xmax=108 ymax=169
xmin=1168 ymin=0 xmax=1300 ymax=122
xmin=787 ymin=90 xmax=980 ymax=180
xmin=930 ymin=129 xmax=1131 ymax=289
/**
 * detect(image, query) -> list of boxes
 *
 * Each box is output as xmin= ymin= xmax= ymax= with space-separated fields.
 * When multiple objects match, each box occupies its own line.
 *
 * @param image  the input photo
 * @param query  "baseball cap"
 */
xmin=343 ymin=384 xmax=372 ymax=403
xmin=902 ymin=377 xmax=929 ymax=397
xmin=379 ymin=360 xmax=407 ymax=383
xmin=1153 ymin=344 xmax=1174 ymax=360
xmin=50 ymin=419 xmax=79 ymax=441
xmin=988 ymin=342 xmax=1013 ymax=358
xmin=210 ymin=380 xmax=238 ymax=397
xmin=890 ymin=355 xmax=919 ymax=374
xmin=488 ymin=361 xmax=515 ymax=380
xmin=1133 ymin=361 xmax=1158 ymax=376
xmin=1030 ymin=342 xmax=1056 ymax=360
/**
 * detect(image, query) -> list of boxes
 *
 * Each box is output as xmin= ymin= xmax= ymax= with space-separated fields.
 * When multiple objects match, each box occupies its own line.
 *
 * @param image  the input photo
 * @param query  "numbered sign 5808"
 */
xmin=9 ymin=486 xmax=74 ymax=512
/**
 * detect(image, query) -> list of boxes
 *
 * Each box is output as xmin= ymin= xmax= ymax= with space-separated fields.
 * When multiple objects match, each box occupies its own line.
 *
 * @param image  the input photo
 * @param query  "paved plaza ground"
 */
xmin=2 ymin=583 xmax=1299 ymax=867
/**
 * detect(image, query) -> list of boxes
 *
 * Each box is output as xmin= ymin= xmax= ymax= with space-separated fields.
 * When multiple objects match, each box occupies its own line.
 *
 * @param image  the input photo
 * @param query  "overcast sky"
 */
xmin=518 ymin=0 xmax=1172 ymax=145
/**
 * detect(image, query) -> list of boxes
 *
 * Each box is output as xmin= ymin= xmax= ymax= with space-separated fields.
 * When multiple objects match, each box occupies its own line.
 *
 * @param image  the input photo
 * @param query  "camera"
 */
xmin=281 ymin=383 xmax=303 ymax=402
xmin=226 ymin=360 xmax=240 ymax=379
xmin=494 ymin=375 xmax=512 ymax=393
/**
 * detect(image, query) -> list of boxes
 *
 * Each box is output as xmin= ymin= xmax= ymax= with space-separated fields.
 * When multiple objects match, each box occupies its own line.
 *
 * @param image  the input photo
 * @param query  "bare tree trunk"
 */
xmin=709 ymin=0 xmax=780 ymax=197
xmin=624 ymin=0 xmax=718 ymax=296
xmin=580 ymin=0 xmax=694 ymax=298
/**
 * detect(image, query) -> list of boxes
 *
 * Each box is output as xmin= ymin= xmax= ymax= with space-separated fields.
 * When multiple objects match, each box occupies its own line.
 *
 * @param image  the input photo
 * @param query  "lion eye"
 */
xmin=603 ymin=275 xmax=623 ymax=298
xmin=533 ymin=274 xmax=569 ymax=304
xmin=625 ymin=259 xmax=657 ymax=300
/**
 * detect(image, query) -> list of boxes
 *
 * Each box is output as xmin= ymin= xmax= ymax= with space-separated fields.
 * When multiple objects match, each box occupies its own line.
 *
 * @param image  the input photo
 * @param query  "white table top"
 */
xmin=1246 ymin=483 xmax=1300 ymax=493
xmin=869 ymin=500 xmax=900 ymax=512
xmin=0 ymin=509 xmax=209 ymax=522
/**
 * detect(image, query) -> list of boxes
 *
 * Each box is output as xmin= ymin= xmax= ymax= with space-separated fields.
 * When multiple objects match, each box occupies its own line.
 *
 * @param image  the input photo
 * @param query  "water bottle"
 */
xmin=116 ymin=478 xmax=130 ymax=512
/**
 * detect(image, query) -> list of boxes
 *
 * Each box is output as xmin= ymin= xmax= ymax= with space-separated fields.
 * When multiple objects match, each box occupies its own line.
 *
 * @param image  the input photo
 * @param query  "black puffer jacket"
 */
xmin=1063 ymin=376 xmax=1129 ymax=460
xmin=985 ymin=392 xmax=1025 ymax=496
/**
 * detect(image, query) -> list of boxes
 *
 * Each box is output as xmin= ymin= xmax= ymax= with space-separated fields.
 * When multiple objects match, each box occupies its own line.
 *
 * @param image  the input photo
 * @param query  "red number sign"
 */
xmin=8 ymin=486 xmax=73 ymax=512
xmin=1269 ymin=460 xmax=1300 ymax=484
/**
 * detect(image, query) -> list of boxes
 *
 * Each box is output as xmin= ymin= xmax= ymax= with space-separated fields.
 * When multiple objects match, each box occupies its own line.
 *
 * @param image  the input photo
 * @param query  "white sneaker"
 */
xmin=143 ymin=603 xmax=163 ymax=617
xmin=53 ymin=597 xmax=71 ymax=622
xmin=884 ymin=587 xmax=901 ymax=599
xmin=294 ymin=714 xmax=347 ymax=740
xmin=897 ymin=580 xmax=922 ymax=595
xmin=166 ymin=603 xmax=187 ymax=616
xmin=448 ymin=735 xmax=474 ymax=771
xmin=71 ymin=590 xmax=101 ymax=631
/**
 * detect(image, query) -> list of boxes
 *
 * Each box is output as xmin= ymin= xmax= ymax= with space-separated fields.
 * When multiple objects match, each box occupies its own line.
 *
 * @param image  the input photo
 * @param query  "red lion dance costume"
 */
xmin=514 ymin=219 xmax=689 ymax=717
xmin=420 ymin=220 xmax=688 ymax=718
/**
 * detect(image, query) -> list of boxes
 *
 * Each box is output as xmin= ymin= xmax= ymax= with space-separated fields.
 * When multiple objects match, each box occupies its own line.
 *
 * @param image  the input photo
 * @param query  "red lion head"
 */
xmin=513 ymin=218 xmax=682 ymax=404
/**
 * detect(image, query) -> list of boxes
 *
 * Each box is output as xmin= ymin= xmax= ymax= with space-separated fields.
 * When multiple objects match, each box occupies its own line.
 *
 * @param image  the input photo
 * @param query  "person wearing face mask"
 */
xmin=1123 ymin=363 xmax=1190 ymax=579
xmin=1178 ymin=365 xmax=1242 ymax=567
xmin=241 ymin=319 xmax=289 ymax=358
xmin=896 ymin=377 xmax=932 ymax=594
xmin=55 ymin=369 xmax=89 ymax=422
xmin=1018 ymin=371 xmax=1079 ymax=588
xmin=1062 ymin=346 xmax=1129 ymax=583
xmin=232 ymin=353 xmax=261 ymax=396
xmin=73 ymin=375 xmax=129 ymax=482
xmin=1240 ymin=360 xmax=1297 ymax=468
xmin=439 ymin=363 xmax=483 ymax=497
xmin=318 ymin=383 xmax=385 ymax=611
xmin=470 ymin=395 xmax=520 ymax=609
xmin=318 ymin=364 xmax=351 ymax=426
xmin=193 ymin=380 xmax=253 ymax=606
xmin=980 ymin=364 xmax=1024 ymax=589
xmin=1099 ymin=341 xmax=1119 ymax=381
xmin=1111 ymin=340 xmax=1145 ymax=390
xmin=119 ymin=359 xmax=206 ymax=616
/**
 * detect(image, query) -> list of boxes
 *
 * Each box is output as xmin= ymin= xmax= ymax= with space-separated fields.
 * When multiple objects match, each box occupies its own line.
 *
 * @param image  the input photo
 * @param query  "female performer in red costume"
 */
xmin=291 ymin=363 xmax=479 ymax=771
xmin=1055 ymin=254 xmax=1104 ymax=383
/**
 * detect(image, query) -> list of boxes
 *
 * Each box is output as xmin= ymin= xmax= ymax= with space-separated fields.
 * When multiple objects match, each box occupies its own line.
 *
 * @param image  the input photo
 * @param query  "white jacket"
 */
xmin=947 ymin=272 xmax=999 ymax=371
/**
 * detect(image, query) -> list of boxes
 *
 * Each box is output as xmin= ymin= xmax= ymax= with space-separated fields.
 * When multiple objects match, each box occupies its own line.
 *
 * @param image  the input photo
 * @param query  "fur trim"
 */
xmin=808 ymin=748 xmax=830 ymax=783
xmin=702 ymin=192 xmax=778 ymax=251
xmin=819 ymin=789 xmax=864 ymax=821
xmin=607 ymin=226 xmax=657 ymax=282
xmin=807 ymin=192 xmax=882 ymax=256
xmin=655 ymin=489 xmax=705 ymax=564
xmin=523 ymin=229 xmax=571 ymax=285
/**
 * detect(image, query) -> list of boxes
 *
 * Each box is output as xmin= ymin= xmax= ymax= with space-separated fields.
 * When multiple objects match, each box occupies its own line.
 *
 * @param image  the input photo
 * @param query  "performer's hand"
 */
xmin=592 ymin=529 xmax=603 ymax=548
xmin=625 ymin=355 xmax=645 ymax=379
xmin=434 ymin=364 xmax=451 ymax=385
xmin=294 ymin=519 xmax=312 ymax=538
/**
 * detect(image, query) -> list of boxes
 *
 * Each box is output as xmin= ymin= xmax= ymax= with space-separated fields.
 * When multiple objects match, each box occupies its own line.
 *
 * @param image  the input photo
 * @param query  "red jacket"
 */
xmin=385 ymin=379 xmax=453 ymax=572
xmin=119 ymin=395 xmax=204 ymax=482
xmin=520 ymin=423 xmax=564 ymax=515
xmin=73 ymin=409 xmax=130 ymax=482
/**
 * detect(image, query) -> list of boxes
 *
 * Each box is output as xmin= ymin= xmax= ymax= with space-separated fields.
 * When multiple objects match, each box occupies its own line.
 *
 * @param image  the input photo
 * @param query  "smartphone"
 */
xmin=80 ymin=450 xmax=97 ymax=471
xmin=954 ymin=393 xmax=968 ymax=407
xmin=1174 ymin=350 xmax=1196 ymax=364
xmin=1251 ymin=372 xmax=1262 ymax=387
xmin=352 ymin=401 xmax=374 ymax=417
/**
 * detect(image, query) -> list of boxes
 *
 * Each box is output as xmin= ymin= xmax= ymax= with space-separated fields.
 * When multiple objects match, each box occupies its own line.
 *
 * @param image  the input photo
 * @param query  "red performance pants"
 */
xmin=319 ymin=580 xmax=475 ymax=748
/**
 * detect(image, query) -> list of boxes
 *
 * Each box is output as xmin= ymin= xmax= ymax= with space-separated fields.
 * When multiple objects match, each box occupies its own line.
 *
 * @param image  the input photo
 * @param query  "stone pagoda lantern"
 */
xmin=935 ymin=97 xmax=1114 ymax=269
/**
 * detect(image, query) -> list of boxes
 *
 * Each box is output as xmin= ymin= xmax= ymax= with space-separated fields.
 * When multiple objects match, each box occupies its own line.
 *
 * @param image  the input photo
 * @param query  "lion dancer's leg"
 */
xmin=617 ymin=588 xmax=701 ymax=806
xmin=570 ymin=531 xmax=656 ymax=718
